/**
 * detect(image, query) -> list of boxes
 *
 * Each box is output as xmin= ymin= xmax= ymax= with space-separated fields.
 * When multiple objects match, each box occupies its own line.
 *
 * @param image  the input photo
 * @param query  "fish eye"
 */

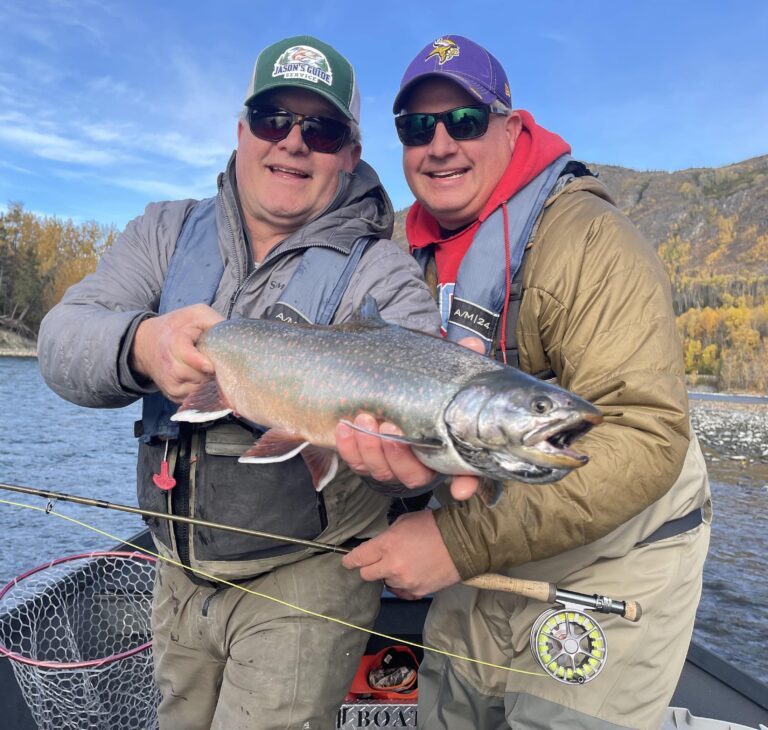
xmin=531 ymin=396 xmax=553 ymax=415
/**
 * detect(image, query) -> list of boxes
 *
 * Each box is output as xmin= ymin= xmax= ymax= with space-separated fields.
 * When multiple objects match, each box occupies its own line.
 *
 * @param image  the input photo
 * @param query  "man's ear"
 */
xmin=504 ymin=112 xmax=523 ymax=152
xmin=237 ymin=117 xmax=246 ymax=144
xmin=349 ymin=141 xmax=362 ymax=169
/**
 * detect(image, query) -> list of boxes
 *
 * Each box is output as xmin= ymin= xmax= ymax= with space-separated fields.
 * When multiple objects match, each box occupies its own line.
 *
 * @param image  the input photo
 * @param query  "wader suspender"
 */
xmin=499 ymin=160 xmax=594 ymax=377
xmin=139 ymin=194 xmax=375 ymax=443
xmin=497 ymin=254 xmax=526 ymax=368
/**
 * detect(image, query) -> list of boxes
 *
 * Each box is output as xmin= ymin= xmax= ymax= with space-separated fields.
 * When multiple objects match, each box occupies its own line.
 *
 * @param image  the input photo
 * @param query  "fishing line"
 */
xmin=0 ymin=497 xmax=546 ymax=678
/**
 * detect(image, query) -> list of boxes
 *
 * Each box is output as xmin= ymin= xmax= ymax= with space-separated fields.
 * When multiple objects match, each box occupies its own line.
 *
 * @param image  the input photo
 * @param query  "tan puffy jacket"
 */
xmin=433 ymin=175 xmax=707 ymax=579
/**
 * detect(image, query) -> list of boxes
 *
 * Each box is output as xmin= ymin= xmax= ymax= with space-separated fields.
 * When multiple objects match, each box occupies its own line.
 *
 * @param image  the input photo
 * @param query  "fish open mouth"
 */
xmin=522 ymin=412 xmax=602 ymax=468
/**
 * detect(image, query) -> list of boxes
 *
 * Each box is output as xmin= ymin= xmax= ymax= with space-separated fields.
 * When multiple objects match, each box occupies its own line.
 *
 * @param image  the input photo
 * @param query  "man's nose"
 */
xmin=278 ymin=122 xmax=308 ymax=153
xmin=427 ymin=121 xmax=459 ymax=157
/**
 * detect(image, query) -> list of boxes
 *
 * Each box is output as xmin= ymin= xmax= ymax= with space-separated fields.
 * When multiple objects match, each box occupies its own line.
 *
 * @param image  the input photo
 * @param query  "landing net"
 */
xmin=0 ymin=551 xmax=160 ymax=730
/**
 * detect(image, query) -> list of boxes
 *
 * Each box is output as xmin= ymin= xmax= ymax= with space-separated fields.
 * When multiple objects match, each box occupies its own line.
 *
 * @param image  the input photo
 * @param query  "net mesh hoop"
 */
xmin=0 ymin=550 xmax=157 ymax=669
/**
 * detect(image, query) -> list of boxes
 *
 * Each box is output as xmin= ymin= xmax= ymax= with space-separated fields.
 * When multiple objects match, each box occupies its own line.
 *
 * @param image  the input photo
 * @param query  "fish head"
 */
xmin=444 ymin=368 xmax=603 ymax=483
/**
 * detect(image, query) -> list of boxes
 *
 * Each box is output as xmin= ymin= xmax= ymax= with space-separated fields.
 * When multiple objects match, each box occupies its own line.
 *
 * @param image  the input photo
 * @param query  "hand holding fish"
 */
xmin=131 ymin=304 xmax=224 ymax=403
xmin=341 ymin=509 xmax=460 ymax=599
xmin=335 ymin=337 xmax=487 ymax=501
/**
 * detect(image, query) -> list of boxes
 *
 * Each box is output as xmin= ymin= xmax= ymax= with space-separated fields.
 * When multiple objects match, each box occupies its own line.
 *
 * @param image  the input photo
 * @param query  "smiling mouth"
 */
xmin=268 ymin=165 xmax=310 ymax=178
xmin=427 ymin=168 xmax=469 ymax=180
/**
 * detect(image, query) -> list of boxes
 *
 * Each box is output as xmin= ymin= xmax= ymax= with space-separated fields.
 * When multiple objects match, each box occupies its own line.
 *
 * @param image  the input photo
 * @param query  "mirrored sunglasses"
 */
xmin=395 ymin=104 xmax=506 ymax=147
xmin=247 ymin=106 xmax=351 ymax=154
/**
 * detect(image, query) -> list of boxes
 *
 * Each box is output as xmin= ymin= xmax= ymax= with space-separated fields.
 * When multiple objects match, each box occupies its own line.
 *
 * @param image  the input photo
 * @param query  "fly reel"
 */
xmin=464 ymin=574 xmax=639 ymax=686
xmin=530 ymin=604 xmax=608 ymax=684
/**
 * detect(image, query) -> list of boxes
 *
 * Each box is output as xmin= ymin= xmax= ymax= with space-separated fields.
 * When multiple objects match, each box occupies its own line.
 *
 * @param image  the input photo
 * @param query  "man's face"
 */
xmin=236 ymin=87 xmax=361 ymax=240
xmin=401 ymin=78 xmax=520 ymax=230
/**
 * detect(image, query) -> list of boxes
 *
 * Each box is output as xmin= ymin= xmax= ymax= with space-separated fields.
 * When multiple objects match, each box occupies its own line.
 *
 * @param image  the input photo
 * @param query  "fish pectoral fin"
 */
xmin=238 ymin=430 xmax=309 ymax=463
xmin=238 ymin=433 xmax=338 ymax=491
xmin=171 ymin=380 xmax=233 ymax=423
xmin=339 ymin=419 xmax=444 ymax=450
xmin=301 ymin=446 xmax=339 ymax=492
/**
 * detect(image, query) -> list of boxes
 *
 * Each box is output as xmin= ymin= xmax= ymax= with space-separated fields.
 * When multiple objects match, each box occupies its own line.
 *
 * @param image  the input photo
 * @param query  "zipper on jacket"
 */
xmin=226 ymin=240 xmax=351 ymax=319
xmin=217 ymin=188 xmax=242 ymax=274
xmin=171 ymin=427 xmax=192 ymax=569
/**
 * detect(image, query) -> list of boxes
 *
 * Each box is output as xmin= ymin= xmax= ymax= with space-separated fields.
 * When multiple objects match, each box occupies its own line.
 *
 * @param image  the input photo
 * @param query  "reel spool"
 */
xmin=530 ymin=605 xmax=608 ymax=684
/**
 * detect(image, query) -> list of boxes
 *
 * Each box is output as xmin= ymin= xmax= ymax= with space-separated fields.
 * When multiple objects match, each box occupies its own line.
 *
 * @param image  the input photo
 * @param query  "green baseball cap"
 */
xmin=244 ymin=35 xmax=360 ymax=123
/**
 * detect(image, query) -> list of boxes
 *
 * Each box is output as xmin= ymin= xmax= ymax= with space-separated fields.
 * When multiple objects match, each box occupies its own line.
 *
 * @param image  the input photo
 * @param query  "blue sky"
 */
xmin=1 ymin=1 xmax=766 ymax=229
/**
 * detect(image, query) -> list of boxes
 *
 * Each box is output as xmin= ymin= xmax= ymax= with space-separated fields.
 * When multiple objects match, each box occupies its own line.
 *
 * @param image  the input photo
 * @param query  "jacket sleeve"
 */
xmin=434 ymin=196 xmax=691 ymax=579
xmin=336 ymin=239 xmax=442 ymax=336
xmin=37 ymin=200 xmax=196 ymax=408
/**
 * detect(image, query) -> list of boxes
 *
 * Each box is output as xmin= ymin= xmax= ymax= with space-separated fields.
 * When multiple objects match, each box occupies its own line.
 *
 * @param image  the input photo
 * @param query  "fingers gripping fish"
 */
xmin=171 ymin=296 xmax=602 ymax=505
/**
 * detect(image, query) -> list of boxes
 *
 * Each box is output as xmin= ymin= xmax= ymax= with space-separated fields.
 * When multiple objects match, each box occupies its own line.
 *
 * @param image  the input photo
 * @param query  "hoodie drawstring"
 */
xmin=498 ymin=202 xmax=511 ymax=365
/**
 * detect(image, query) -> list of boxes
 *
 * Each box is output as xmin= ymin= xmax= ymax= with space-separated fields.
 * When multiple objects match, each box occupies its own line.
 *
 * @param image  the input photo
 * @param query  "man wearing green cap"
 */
xmin=38 ymin=35 xmax=439 ymax=729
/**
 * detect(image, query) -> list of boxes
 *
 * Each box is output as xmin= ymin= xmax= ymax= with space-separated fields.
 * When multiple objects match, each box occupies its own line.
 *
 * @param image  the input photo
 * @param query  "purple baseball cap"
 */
xmin=393 ymin=35 xmax=512 ymax=113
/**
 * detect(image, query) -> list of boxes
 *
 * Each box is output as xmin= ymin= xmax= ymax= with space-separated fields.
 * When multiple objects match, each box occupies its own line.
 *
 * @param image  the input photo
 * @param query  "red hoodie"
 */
xmin=406 ymin=111 xmax=571 ymax=297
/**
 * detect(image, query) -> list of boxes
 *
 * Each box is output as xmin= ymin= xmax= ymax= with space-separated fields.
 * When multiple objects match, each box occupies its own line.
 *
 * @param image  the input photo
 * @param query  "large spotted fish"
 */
xmin=172 ymin=297 xmax=602 ymax=504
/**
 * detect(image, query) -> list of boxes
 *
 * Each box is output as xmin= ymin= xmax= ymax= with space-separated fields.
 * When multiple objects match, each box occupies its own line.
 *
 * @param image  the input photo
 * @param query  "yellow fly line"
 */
xmin=0 ymin=497 xmax=545 ymax=679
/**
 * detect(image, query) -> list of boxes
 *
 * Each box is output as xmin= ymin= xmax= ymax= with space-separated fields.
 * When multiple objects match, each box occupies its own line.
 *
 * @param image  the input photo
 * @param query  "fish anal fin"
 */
xmin=171 ymin=380 xmax=233 ymax=423
xmin=238 ymin=430 xmax=308 ymax=463
xmin=339 ymin=419 xmax=444 ymax=450
xmin=301 ymin=446 xmax=338 ymax=492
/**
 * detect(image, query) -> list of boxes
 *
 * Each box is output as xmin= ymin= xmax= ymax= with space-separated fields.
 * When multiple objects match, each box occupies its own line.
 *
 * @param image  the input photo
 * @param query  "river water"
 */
xmin=0 ymin=358 xmax=766 ymax=686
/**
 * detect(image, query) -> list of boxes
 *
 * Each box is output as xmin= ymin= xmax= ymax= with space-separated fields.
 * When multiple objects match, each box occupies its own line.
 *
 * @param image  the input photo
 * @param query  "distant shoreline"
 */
xmin=0 ymin=349 xmax=36 ymax=358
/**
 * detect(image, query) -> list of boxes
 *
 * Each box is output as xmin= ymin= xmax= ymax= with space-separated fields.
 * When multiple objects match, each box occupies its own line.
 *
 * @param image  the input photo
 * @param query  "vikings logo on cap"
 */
xmin=273 ymin=45 xmax=333 ymax=86
xmin=426 ymin=38 xmax=460 ymax=65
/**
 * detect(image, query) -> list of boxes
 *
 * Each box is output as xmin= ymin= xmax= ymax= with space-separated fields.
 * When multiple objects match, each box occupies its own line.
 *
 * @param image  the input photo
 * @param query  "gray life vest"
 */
xmin=412 ymin=155 xmax=572 ymax=365
xmin=139 ymin=194 xmax=374 ymax=443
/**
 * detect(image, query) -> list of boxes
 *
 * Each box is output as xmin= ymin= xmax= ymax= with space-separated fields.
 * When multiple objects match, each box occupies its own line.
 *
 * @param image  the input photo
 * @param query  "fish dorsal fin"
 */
xmin=351 ymin=294 xmax=388 ymax=328
xmin=171 ymin=380 xmax=233 ymax=423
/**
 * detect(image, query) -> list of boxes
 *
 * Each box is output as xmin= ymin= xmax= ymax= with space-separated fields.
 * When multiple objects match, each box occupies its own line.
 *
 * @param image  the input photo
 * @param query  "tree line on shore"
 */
xmin=1 ymin=202 xmax=766 ymax=392
xmin=0 ymin=202 xmax=115 ymax=340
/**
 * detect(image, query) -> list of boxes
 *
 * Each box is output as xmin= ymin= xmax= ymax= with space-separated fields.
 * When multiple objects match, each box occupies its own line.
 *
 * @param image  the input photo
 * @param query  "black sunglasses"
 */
xmin=395 ymin=104 xmax=506 ymax=147
xmin=247 ymin=106 xmax=351 ymax=154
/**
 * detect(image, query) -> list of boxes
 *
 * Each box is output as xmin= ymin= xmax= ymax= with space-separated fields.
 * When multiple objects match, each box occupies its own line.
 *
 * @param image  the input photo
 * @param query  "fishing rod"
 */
xmin=0 ymin=481 xmax=347 ymax=554
xmin=0 ymin=481 xmax=641 ymax=622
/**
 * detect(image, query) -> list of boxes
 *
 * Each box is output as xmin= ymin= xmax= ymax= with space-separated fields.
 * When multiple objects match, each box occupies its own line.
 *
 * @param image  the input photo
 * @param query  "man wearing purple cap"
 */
xmin=339 ymin=35 xmax=710 ymax=729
